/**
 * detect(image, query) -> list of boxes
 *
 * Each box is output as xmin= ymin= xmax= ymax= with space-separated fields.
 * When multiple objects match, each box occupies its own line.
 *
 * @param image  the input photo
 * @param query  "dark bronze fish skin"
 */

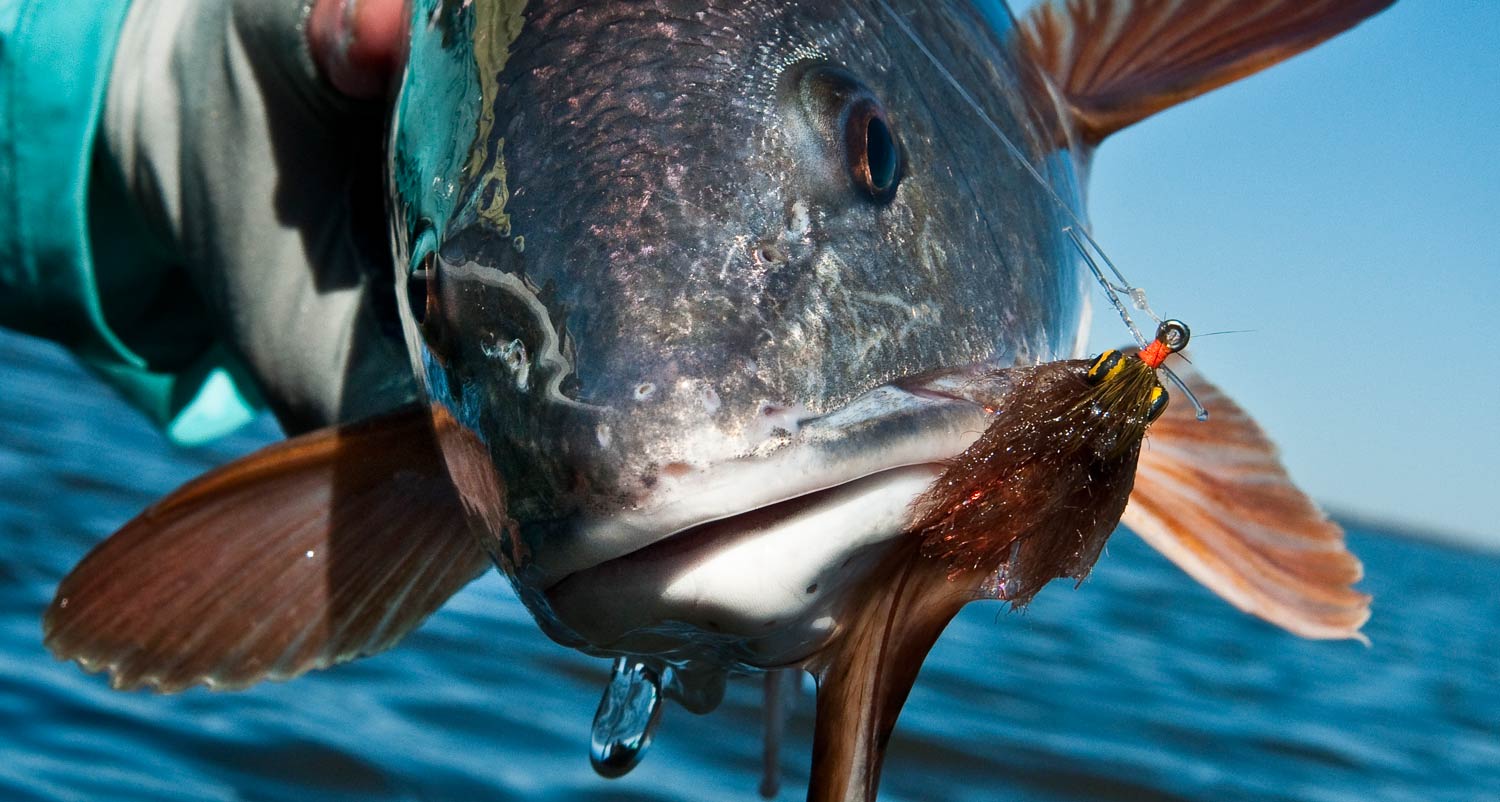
xmin=391 ymin=1 xmax=1081 ymax=581
xmin=383 ymin=0 xmax=1387 ymax=678
xmin=385 ymin=0 xmax=1110 ymax=679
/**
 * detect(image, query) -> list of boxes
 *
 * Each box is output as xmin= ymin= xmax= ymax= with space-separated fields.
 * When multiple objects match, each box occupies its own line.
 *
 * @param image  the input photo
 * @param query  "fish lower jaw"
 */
xmin=526 ymin=382 xmax=994 ymax=590
xmin=543 ymin=463 xmax=945 ymax=669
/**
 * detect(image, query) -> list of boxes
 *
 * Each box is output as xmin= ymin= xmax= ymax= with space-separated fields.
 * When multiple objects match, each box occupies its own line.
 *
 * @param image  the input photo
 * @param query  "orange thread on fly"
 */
xmin=1137 ymin=319 xmax=1190 ymax=370
xmin=1138 ymin=339 xmax=1171 ymax=369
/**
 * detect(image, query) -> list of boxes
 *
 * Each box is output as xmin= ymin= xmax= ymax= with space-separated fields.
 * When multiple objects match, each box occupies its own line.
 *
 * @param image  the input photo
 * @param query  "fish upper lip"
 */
xmin=535 ymin=375 xmax=996 ymax=592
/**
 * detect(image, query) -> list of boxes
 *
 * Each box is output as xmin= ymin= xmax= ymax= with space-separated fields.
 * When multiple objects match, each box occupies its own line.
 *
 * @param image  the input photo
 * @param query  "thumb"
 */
xmin=307 ymin=0 xmax=409 ymax=99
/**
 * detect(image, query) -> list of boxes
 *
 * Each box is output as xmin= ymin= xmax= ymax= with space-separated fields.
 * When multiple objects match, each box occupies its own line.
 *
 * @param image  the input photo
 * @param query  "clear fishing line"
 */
xmin=874 ymin=0 xmax=1208 ymax=419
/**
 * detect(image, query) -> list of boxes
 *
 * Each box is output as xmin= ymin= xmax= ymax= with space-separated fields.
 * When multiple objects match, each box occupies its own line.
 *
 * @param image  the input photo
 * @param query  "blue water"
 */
xmin=2 ymin=329 xmax=1496 ymax=802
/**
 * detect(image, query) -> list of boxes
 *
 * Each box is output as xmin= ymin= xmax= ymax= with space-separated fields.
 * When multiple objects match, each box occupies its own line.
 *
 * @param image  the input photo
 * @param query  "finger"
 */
xmin=307 ymin=0 xmax=409 ymax=99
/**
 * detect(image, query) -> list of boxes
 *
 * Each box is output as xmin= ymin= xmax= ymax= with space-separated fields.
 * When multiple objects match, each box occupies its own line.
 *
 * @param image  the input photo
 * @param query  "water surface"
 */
xmin=1 ymin=330 xmax=1494 ymax=801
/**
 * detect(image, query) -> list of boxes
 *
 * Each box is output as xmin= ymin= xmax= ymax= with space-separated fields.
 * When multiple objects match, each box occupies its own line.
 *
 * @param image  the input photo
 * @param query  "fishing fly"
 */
xmin=872 ymin=0 xmax=1214 ymax=594
xmin=907 ymin=317 xmax=1194 ymax=600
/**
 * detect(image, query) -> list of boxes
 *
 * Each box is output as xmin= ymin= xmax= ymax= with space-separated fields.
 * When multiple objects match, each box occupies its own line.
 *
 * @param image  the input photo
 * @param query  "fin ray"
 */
xmin=1021 ymin=0 xmax=1396 ymax=143
xmin=1122 ymin=366 xmax=1370 ymax=640
xmin=44 ymin=405 xmax=492 ymax=692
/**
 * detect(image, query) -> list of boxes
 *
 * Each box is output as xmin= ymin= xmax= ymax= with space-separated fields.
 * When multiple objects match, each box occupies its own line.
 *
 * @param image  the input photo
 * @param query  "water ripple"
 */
xmin=1 ymin=330 xmax=1495 ymax=801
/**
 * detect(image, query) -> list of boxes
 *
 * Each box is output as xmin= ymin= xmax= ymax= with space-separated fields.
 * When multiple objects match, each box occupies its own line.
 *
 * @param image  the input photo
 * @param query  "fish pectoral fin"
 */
xmin=1021 ymin=0 xmax=1395 ymax=144
xmin=1122 ymin=366 xmax=1370 ymax=641
xmin=43 ymin=404 xmax=490 ymax=693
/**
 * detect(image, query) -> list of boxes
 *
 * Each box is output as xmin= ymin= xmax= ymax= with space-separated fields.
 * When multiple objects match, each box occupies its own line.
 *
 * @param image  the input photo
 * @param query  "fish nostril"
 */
xmin=753 ymin=241 xmax=787 ymax=265
xmin=633 ymin=382 xmax=657 ymax=402
xmin=751 ymin=402 xmax=811 ymax=442
xmin=492 ymin=339 xmax=531 ymax=391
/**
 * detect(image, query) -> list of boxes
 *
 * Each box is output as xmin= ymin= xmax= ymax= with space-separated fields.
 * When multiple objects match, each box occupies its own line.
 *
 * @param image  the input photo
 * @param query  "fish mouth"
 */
xmin=539 ymin=369 xmax=1002 ymax=666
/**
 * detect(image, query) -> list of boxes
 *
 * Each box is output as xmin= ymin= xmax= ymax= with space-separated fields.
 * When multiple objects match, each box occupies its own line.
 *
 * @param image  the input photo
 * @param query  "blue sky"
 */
xmin=1010 ymin=2 xmax=1499 ymax=546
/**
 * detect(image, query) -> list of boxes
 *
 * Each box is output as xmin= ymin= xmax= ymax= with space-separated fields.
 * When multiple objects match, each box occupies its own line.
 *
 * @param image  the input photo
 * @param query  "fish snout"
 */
xmin=481 ymin=368 xmax=1004 ymax=668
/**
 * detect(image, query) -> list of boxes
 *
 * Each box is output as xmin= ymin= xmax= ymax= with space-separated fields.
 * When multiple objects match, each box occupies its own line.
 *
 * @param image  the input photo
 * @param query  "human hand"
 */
xmin=101 ymin=0 xmax=414 ymax=434
xmin=306 ymin=0 xmax=407 ymax=100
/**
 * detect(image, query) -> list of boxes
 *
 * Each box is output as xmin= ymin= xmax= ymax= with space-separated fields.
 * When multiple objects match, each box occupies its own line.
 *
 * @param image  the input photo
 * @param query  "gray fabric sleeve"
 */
xmin=102 ymin=0 xmax=418 ymax=433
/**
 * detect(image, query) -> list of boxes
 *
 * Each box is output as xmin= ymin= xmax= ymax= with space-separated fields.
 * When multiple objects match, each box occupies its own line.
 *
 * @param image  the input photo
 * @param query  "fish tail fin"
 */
xmin=43 ymin=405 xmax=491 ymax=692
xmin=1021 ymin=0 xmax=1396 ymax=144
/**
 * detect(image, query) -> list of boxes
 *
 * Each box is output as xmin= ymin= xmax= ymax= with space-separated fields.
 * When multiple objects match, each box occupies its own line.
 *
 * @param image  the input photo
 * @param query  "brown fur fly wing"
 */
xmin=910 ymin=357 xmax=1161 ymax=604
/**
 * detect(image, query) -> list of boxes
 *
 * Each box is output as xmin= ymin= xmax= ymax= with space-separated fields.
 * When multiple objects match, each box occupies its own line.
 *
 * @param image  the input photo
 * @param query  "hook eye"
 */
xmin=1156 ymin=320 xmax=1191 ymax=352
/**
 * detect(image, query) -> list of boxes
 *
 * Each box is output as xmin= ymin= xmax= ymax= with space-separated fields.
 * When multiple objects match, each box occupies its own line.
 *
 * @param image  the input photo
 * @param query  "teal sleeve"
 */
xmin=0 ymin=0 xmax=263 ymax=445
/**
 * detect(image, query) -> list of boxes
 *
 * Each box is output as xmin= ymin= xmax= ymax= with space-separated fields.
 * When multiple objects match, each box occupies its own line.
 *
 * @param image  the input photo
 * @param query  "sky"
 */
xmin=1010 ymin=1 xmax=1499 ymax=547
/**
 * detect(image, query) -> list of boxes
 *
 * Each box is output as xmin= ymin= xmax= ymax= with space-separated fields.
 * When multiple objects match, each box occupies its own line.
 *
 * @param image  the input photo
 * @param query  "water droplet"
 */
xmin=662 ymin=662 xmax=727 ymax=715
xmin=590 ymin=658 xmax=663 ymax=778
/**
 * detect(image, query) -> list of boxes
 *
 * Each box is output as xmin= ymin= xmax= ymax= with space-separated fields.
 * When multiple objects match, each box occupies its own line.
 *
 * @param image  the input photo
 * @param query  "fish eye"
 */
xmin=408 ymin=253 xmax=436 ymax=326
xmin=1147 ymin=385 xmax=1170 ymax=423
xmin=793 ymin=64 xmax=904 ymax=204
xmin=406 ymin=224 xmax=440 ymax=330
xmin=845 ymin=99 xmax=902 ymax=202
xmin=1156 ymin=320 xmax=1191 ymax=352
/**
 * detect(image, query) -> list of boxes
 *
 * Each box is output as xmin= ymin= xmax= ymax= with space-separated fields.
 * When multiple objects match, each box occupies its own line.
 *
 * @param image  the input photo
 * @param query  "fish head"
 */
xmin=386 ymin=0 xmax=1087 ymax=669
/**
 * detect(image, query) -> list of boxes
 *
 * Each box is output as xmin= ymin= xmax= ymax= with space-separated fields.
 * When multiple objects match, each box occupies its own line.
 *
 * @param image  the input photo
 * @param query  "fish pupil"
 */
xmin=865 ymin=116 xmax=898 ymax=193
xmin=845 ymin=98 xmax=902 ymax=203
